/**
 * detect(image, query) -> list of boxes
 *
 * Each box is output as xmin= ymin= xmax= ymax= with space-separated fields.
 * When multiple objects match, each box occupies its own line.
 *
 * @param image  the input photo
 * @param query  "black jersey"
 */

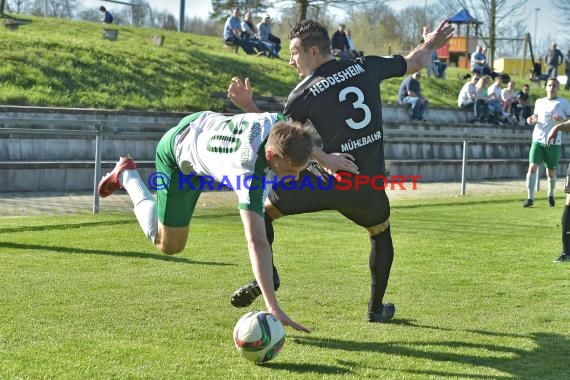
xmin=283 ymin=55 xmax=407 ymax=176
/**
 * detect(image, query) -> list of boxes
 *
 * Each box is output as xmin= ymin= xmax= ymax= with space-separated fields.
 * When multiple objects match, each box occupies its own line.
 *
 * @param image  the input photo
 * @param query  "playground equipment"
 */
xmin=439 ymin=8 xmax=482 ymax=69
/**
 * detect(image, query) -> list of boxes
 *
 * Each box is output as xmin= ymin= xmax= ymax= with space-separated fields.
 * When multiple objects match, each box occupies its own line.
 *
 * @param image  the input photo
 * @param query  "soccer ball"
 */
xmin=233 ymin=311 xmax=286 ymax=363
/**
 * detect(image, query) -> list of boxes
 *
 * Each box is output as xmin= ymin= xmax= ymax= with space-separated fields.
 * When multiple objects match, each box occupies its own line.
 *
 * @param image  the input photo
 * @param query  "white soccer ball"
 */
xmin=233 ymin=311 xmax=286 ymax=363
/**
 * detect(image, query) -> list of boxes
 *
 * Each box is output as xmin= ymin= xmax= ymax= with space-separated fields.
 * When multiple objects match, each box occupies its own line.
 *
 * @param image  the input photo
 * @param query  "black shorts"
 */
xmin=268 ymin=163 xmax=390 ymax=228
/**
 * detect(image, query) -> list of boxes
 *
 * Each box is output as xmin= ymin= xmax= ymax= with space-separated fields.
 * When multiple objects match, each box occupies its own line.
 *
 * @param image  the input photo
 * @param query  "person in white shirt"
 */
xmin=523 ymin=78 xmax=570 ymax=208
xmin=458 ymin=74 xmax=488 ymax=122
xmin=501 ymin=81 xmax=517 ymax=113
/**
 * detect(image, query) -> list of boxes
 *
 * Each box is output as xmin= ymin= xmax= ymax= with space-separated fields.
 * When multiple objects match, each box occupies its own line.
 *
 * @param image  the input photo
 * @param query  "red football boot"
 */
xmin=98 ymin=156 xmax=136 ymax=197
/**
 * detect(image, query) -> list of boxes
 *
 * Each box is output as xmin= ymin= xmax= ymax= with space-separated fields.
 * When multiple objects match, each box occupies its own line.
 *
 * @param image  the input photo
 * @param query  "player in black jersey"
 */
xmin=228 ymin=19 xmax=454 ymax=323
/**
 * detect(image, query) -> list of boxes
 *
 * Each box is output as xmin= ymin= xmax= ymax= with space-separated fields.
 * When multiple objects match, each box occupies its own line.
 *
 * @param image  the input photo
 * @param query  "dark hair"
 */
xmin=289 ymin=19 xmax=331 ymax=56
xmin=99 ymin=6 xmax=106 ymax=11
xmin=267 ymin=122 xmax=313 ymax=167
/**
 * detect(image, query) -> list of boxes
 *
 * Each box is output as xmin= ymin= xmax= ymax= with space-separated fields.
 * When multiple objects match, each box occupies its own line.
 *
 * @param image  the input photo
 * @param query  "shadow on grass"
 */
xmin=392 ymin=197 xmax=523 ymax=210
xmin=0 ymin=219 xmax=134 ymax=234
xmin=262 ymin=362 xmax=352 ymax=375
xmin=292 ymin=328 xmax=570 ymax=379
xmin=0 ymin=212 xmax=238 ymax=234
xmin=0 ymin=241 xmax=235 ymax=266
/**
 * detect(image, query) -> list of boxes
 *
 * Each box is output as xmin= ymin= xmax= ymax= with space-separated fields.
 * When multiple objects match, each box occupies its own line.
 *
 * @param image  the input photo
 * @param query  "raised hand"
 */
xmin=423 ymin=20 xmax=454 ymax=49
xmin=227 ymin=77 xmax=259 ymax=113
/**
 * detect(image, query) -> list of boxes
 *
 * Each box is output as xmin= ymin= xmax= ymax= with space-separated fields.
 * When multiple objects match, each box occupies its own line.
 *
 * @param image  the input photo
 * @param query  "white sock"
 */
xmin=119 ymin=169 xmax=158 ymax=243
xmin=526 ymin=172 xmax=537 ymax=200
xmin=548 ymin=177 xmax=557 ymax=197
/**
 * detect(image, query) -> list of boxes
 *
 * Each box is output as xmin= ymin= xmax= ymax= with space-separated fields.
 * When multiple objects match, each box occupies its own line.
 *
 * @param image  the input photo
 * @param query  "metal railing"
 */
xmin=384 ymin=127 xmax=535 ymax=195
xmin=0 ymin=117 xmax=168 ymax=213
xmin=1 ymin=116 xmax=538 ymax=210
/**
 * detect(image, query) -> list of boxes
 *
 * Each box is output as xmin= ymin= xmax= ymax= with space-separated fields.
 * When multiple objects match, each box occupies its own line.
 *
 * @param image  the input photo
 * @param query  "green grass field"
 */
xmin=1 ymin=194 xmax=569 ymax=379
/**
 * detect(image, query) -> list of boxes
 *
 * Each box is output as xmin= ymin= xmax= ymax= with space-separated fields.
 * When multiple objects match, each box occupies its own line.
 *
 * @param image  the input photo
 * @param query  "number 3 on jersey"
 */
xmin=338 ymin=86 xmax=371 ymax=130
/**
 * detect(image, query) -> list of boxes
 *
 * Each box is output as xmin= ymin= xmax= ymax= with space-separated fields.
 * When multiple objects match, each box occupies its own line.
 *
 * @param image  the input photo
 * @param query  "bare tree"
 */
xmin=210 ymin=0 xmax=271 ymax=21
xmin=347 ymin=2 xmax=400 ymax=55
xmin=551 ymin=0 xmax=570 ymax=47
xmin=552 ymin=0 xmax=570 ymax=13
xmin=396 ymin=5 xmax=432 ymax=51
xmin=270 ymin=0 xmax=377 ymax=21
xmin=131 ymin=0 xmax=151 ymax=26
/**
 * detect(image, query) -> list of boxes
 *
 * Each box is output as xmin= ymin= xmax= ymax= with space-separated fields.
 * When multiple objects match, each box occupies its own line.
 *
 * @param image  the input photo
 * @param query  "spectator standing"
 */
xmin=565 ymin=49 xmax=570 ymax=90
xmin=331 ymin=24 xmax=350 ymax=61
xmin=257 ymin=14 xmax=280 ymax=58
xmin=224 ymin=7 xmax=256 ymax=55
xmin=523 ymin=78 xmax=570 ymax=208
xmin=398 ymin=71 xmax=429 ymax=121
xmin=458 ymin=73 xmax=489 ymax=122
xmin=99 ymin=6 xmax=113 ymax=24
xmin=545 ymin=42 xmax=564 ymax=79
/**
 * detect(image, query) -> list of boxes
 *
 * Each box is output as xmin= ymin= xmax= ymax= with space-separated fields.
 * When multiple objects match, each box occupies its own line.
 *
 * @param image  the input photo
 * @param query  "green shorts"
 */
xmin=529 ymin=142 xmax=561 ymax=170
xmin=155 ymin=112 xmax=203 ymax=227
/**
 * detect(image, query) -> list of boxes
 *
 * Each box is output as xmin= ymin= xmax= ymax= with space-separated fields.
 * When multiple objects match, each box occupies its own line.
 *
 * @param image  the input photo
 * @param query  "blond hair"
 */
xmin=267 ymin=122 xmax=313 ymax=167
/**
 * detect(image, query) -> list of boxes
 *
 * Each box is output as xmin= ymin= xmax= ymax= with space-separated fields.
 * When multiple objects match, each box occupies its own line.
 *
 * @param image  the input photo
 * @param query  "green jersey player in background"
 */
xmin=523 ymin=77 xmax=570 ymax=208
xmin=98 ymin=111 xmax=313 ymax=332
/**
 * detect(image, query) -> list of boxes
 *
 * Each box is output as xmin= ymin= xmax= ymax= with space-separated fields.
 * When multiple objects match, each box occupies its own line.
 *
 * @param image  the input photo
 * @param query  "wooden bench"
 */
xmin=223 ymin=40 xmax=239 ymax=53
xmin=4 ymin=18 xmax=30 ymax=30
xmin=103 ymin=28 xmax=119 ymax=41
xmin=151 ymin=35 xmax=165 ymax=47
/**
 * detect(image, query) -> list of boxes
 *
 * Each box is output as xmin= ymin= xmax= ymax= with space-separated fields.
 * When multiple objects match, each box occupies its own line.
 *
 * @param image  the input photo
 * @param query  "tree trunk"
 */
xmin=0 ymin=0 xmax=6 ymax=17
xmin=298 ymin=0 xmax=308 ymax=21
xmin=488 ymin=0 xmax=496 ymax=68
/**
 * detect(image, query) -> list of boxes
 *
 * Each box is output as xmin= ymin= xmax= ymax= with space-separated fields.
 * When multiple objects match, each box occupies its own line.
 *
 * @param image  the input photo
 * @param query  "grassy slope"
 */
xmin=0 ymin=16 xmax=298 ymax=112
xmin=1 ymin=15 xmax=559 ymax=113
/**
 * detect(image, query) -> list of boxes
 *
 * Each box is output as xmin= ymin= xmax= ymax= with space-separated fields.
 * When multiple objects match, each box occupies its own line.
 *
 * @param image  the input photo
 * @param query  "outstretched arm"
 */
xmin=547 ymin=119 xmax=570 ymax=144
xmin=240 ymin=209 xmax=311 ymax=333
xmin=405 ymin=20 xmax=454 ymax=74
xmin=227 ymin=77 xmax=261 ymax=113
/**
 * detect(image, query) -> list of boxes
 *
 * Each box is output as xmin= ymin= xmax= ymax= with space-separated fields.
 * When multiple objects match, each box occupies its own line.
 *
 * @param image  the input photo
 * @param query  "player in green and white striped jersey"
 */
xmin=98 ymin=111 xmax=313 ymax=332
